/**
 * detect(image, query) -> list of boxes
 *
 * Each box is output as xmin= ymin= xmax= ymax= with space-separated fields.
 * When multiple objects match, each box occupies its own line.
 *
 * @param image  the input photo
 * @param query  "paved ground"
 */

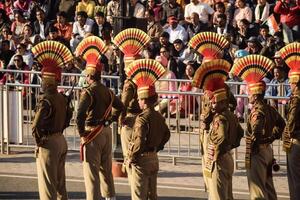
xmin=0 ymin=150 xmax=290 ymax=200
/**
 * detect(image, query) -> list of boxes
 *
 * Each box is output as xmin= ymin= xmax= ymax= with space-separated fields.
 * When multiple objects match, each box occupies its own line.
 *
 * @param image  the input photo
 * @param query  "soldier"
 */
xmin=280 ymin=42 xmax=300 ymax=200
xmin=124 ymin=59 xmax=170 ymax=200
xmin=75 ymin=36 xmax=125 ymax=200
xmin=231 ymin=54 xmax=286 ymax=200
xmin=31 ymin=41 xmax=73 ymax=200
xmin=193 ymin=59 xmax=242 ymax=200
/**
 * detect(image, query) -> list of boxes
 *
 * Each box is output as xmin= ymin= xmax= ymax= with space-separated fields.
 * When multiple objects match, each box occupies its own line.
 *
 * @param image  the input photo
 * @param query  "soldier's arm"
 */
xmin=158 ymin=122 xmax=171 ymax=151
xmin=210 ymin=115 xmax=228 ymax=146
xmin=250 ymin=110 xmax=265 ymax=144
xmin=112 ymin=93 xmax=125 ymax=114
xmin=128 ymin=116 xmax=148 ymax=161
xmin=76 ymin=90 xmax=91 ymax=136
xmin=285 ymin=98 xmax=300 ymax=137
xmin=272 ymin=109 xmax=286 ymax=140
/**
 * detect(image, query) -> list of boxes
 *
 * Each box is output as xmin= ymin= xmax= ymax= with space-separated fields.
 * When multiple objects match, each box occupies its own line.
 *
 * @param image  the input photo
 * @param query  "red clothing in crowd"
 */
xmin=274 ymin=0 xmax=300 ymax=28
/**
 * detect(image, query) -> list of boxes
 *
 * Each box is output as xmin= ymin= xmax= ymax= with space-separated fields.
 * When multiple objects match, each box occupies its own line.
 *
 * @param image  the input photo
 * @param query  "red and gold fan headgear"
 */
xmin=75 ymin=36 xmax=107 ymax=75
xmin=126 ymin=59 xmax=166 ymax=99
xmin=113 ymin=28 xmax=151 ymax=67
xmin=189 ymin=32 xmax=229 ymax=62
xmin=192 ymin=59 xmax=231 ymax=102
xmin=230 ymin=55 xmax=274 ymax=95
xmin=32 ymin=41 xmax=73 ymax=84
xmin=279 ymin=42 xmax=300 ymax=83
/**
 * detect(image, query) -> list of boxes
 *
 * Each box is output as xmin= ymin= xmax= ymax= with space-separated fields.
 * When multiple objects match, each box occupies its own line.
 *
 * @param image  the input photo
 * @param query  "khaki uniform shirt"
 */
xmin=284 ymin=89 xmax=300 ymax=140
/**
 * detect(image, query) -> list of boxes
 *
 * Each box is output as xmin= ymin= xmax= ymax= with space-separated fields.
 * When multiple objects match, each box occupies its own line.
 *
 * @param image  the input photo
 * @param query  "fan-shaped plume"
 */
xmin=32 ymin=41 xmax=73 ymax=68
xmin=192 ymin=59 xmax=231 ymax=91
xmin=75 ymin=36 xmax=107 ymax=63
xmin=189 ymin=32 xmax=229 ymax=59
xmin=125 ymin=59 xmax=166 ymax=88
xmin=230 ymin=55 xmax=274 ymax=83
xmin=279 ymin=42 xmax=300 ymax=72
xmin=113 ymin=28 xmax=151 ymax=57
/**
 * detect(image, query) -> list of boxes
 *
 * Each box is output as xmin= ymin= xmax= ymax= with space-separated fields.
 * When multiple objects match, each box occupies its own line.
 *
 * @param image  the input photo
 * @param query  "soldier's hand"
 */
xmin=80 ymin=137 xmax=87 ymax=144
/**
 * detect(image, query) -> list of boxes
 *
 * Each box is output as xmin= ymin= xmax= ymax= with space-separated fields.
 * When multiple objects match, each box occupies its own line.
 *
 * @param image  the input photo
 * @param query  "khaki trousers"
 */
xmin=130 ymin=153 xmax=159 ymax=200
xmin=207 ymin=151 xmax=234 ymax=200
xmin=82 ymin=126 xmax=115 ymax=200
xmin=121 ymin=126 xmax=134 ymax=184
xmin=287 ymin=142 xmax=300 ymax=200
xmin=247 ymin=145 xmax=277 ymax=200
xmin=36 ymin=133 xmax=68 ymax=200
xmin=200 ymin=130 xmax=210 ymax=191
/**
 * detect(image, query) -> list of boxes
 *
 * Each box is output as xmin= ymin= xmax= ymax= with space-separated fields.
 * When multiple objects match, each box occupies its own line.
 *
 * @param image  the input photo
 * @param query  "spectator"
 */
xmin=261 ymin=34 xmax=286 ymax=58
xmin=106 ymin=0 xmax=120 ymax=24
xmin=11 ymin=10 xmax=28 ymax=39
xmin=266 ymin=67 xmax=291 ymax=109
xmin=245 ymin=36 xmax=263 ymax=54
xmin=146 ymin=9 xmax=164 ymax=43
xmin=172 ymin=39 xmax=188 ymax=77
xmin=58 ymin=0 xmax=77 ymax=22
xmin=19 ymin=24 xmax=40 ymax=50
xmin=164 ymin=16 xmax=188 ymax=44
xmin=146 ymin=0 xmax=163 ymax=22
xmin=161 ymin=0 xmax=184 ymax=25
xmin=8 ymin=43 xmax=33 ymax=69
xmin=1 ymin=54 xmax=29 ymax=85
xmin=94 ymin=0 xmax=107 ymax=17
xmin=234 ymin=19 xmax=255 ymax=49
xmin=156 ymin=46 xmax=180 ymax=78
xmin=13 ymin=0 xmax=30 ymax=16
xmin=0 ymin=26 xmax=16 ymax=50
xmin=213 ymin=13 xmax=235 ymax=36
xmin=274 ymin=0 xmax=300 ymax=40
xmin=76 ymin=0 xmax=96 ymax=18
xmin=178 ymin=62 xmax=198 ymax=117
xmin=129 ymin=0 xmax=145 ymax=18
xmin=233 ymin=0 xmax=253 ymax=27
xmin=272 ymin=51 xmax=290 ymax=77
xmin=26 ymin=0 xmax=49 ymax=21
xmin=0 ymin=8 xmax=10 ymax=32
xmin=213 ymin=2 xmax=226 ymax=26
xmin=257 ymin=24 xmax=271 ymax=46
xmin=0 ymin=40 xmax=14 ymax=70
xmin=47 ymin=26 xmax=70 ymax=48
xmin=33 ymin=9 xmax=51 ymax=40
xmin=0 ymin=0 xmax=13 ymax=20
xmin=186 ymin=12 xmax=208 ymax=40
xmin=53 ymin=11 xmax=72 ymax=41
xmin=91 ymin=11 xmax=106 ymax=37
xmin=70 ymin=11 xmax=94 ymax=52
xmin=158 ymin=31 xmax=175 ymax=55
xmin=184 ymin=0 xmax=214 ymax=26
xmin=254 ymin=0 xmax=271 ymax=25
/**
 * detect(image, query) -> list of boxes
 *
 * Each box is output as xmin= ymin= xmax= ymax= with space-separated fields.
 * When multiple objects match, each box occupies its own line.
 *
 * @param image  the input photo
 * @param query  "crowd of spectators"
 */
xmin=0 ymin=0 xmax=297 ymax=118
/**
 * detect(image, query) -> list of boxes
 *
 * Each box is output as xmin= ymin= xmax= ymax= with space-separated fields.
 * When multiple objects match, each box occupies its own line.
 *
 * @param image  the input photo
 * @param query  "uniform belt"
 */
xmin=258 ymin=143 xmax=270 ymax=148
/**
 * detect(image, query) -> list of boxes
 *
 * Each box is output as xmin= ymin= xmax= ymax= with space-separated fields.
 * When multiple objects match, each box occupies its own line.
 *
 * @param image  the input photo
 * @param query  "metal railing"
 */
xmin=0 ymin=69 xmax=290 ymax=169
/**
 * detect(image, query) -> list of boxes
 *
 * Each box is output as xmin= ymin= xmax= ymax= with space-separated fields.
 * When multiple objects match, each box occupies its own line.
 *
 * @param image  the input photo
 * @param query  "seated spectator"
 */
xmin=0 ymin=40 xmax=14 ymax=69
xmin=26 ymin=0 xmax=49 ymax=21
xmin=146 ymin=0 xmax=163 ymax=22
xmin=257 ymin=24 xmax=271 ymax=46
xmin=234 ymin=19 xmax=255 ymax=49
xmin=70 ymin=11 xmax=94 ymax=52
xmin=0 ymin=8 xmax=10 ymax=32
xmin=272 ymin=51 xmax=290 ymax=77
xmin=129 ymin=0 xmax=145 ymax=18
xmin=213 ymin=2 xmax=226 ymax=26
xmin=58 ymin=0 xmax=77 ymax=22
xmin=10 ymin=10 xmax=28 ymax=39
xmin=233 ymin=0 xmax=253 ymax=27
xmin=106 ymin=0 xmax=120 ymax=25
xmin=161 ymin=0 xmax=184 ymax=25
xmin=158 ymin=31 xmax=175 ymax=55
xmin=213 ymin=13 xmax=235 ymax=36
xmin=94 ymin=0 xmax=107 ymax=17
xmin=172 ymin=38 xmax=190 ymax=75
xmin=254 ymin=0 xmax=271 ymax=25
xmin=184 ymin=0 xmax=214 ymax=26
xmin=91 ymin=11 xmax=106 ymax=37
xmin=274 ymin=0 xmax=300 ymax=40
xmin=245 ymin=36 xmax=263 ymax=54
xmin=47 ymin=26 xmax=70 ymax=48
xmin=266 ymin=66 xmax=291 ymax=109
xmin=8 ymin=43 xmax=33 ymax=69
xmin=164 ymin=16 xmax=188 ymax=44
xmin=1 ymin=54 xmax=29 ymax=85
xmin=146 ymin=9 xmax=164 ymax=43
xmin=0 ymin=0 xmax=13 ymax=20
xmin=186 ymin=12 xmax=208 ymax=40
xmin=156 ymin=46 xmax=180 ymax=78
xmin=13 ymin=0 xmax=30 ymax=16
xmin=33 ymin=9 xmax=51 ymax=40
xmin=0 ymin=26 xmax=17 ymax=50
xmin=19 ymin=24 xmax=40 ymax=50
xmin=54 ymin=11 xmax=73 ymax=41
xmin=261 ymin=34 xmax=286 ymax=58
xmin=76 ymin=0 xmax=96 ymax=18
